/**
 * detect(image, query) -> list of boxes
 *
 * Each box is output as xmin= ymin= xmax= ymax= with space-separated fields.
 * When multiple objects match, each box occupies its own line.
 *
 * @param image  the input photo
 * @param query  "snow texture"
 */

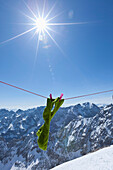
xmin=0 ymin=103 xmax=113 ymax=170
xmin=51 ymin=145 xmax=113 ymax=170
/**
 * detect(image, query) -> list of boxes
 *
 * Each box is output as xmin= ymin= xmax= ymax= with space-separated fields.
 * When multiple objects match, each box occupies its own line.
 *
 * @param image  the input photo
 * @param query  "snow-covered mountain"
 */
xmin=51 ymin=145 xmax=113 ymax=170
xmin=0 ymin=102 xmax=113 ymax=170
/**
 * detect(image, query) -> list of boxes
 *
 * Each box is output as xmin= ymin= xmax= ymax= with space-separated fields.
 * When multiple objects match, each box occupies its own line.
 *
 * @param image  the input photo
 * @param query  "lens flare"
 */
xmin=0 ymin=0 xmax=88 ymax=56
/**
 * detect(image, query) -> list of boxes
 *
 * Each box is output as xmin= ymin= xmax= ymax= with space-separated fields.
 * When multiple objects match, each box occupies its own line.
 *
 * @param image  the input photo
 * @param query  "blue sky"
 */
xmin=0 ymin=0 xmax=113 ymax=109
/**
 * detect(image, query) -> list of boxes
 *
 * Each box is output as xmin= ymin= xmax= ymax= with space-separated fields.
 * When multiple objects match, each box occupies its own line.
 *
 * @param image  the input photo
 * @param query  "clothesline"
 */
xmin=0 ymin=80 xmax=113 ymax=100
xmin=0 ymin=80 xmax=47 ymax=99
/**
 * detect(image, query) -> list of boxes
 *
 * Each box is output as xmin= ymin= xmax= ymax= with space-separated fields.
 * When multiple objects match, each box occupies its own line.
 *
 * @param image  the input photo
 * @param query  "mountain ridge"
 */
xmin=0 ymin=102 xmax=113 ymax=170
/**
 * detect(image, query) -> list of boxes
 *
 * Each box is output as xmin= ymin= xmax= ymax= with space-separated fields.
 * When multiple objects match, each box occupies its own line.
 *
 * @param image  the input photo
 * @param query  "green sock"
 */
xmin=36 ymin=97 xmax=64 ymax=150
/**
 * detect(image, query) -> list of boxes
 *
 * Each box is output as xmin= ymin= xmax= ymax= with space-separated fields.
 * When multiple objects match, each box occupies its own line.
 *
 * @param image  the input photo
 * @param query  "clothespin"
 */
xmin=50 ymin=94 xmax=52 ymax=100
xmin=59 ymin=93 xmax=63 ymax=101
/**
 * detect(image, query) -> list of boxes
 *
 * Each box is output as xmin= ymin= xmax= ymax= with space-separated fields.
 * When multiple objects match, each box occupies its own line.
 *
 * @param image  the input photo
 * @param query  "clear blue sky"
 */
xmin=0 ymin=0 xmax=113 ymax=109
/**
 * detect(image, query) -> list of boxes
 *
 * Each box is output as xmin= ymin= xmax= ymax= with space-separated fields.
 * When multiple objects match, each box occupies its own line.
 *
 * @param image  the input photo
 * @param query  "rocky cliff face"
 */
xmin=0 ymin=102 xmax=113 ymax=170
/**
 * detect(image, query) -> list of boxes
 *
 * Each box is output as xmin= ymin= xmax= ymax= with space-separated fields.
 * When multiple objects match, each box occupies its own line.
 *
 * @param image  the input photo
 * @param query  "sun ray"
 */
xmin=47 ymin=21 xmax=88 ymax=26
xmin=0 ymin=27 xmax=36 ymax=45
xmin=42 ymin=29 xmax=45 ymax=35
xmin=15 ymin=23 xmax=36 ymax=26
xmin=31 ymin=30 xmax=41 ymax=82
xmin=20 ymin=11 xmax=37 ymax=22
xmin=0 ymin=0 xmax=88 ymax=59
xmin=45 ymin=29 xmax=65 ymax=55
xmin=35 ymin=0 xmax=41 ymax=18
xmin=35 ymin=31 xmax=40 ymax=59
xmin=23 ymin=0 xmax=38 ymax=20
xmin=30 ymin=29 xmax=38 ymax=41
xmin=44 ymin=2 xmax=56 ymax=20
xmin=42 ymin=0 xmax=46 ymax=18
xmin=32 ymin=30 xmax=41 ymax=71
xmin=46 ymin=11 xmax=65 ymax=23
xmin=46 ymin=26 xmax=60 ymax=35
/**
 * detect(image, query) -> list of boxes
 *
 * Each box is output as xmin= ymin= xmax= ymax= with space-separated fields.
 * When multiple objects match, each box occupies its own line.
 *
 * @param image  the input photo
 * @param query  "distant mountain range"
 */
xmin=0 ymin=102 xmax=113 ymax=170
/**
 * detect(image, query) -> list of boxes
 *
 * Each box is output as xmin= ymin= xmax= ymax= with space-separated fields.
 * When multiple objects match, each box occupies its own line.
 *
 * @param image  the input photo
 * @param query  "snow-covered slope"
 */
xmin=51 ymin=145 xmax=113 ymax=170
xmin=0 ymin=103 xmax=113 ymax=170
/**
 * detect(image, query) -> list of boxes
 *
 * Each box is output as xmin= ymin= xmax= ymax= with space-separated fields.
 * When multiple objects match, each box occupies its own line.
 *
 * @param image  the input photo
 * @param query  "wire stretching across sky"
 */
xmin=0 ymin=80 xmax=113 ymax=101
xmin=1 ymin=1 xmax=111 ymax=102
xmin=0 ymin=0 xmax=89 ymax=86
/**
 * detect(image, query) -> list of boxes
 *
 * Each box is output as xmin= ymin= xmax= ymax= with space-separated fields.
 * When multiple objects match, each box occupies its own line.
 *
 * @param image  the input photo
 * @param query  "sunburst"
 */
xmin=0 ymin=0 xmax=87 ymax=55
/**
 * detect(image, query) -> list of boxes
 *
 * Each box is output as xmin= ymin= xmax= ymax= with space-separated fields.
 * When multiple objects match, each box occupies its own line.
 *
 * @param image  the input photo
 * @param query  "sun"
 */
xmin=0 ymin=0 xmax=87 ymax=55
xmin=35 ymin=17 xmax=47 ymax=32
